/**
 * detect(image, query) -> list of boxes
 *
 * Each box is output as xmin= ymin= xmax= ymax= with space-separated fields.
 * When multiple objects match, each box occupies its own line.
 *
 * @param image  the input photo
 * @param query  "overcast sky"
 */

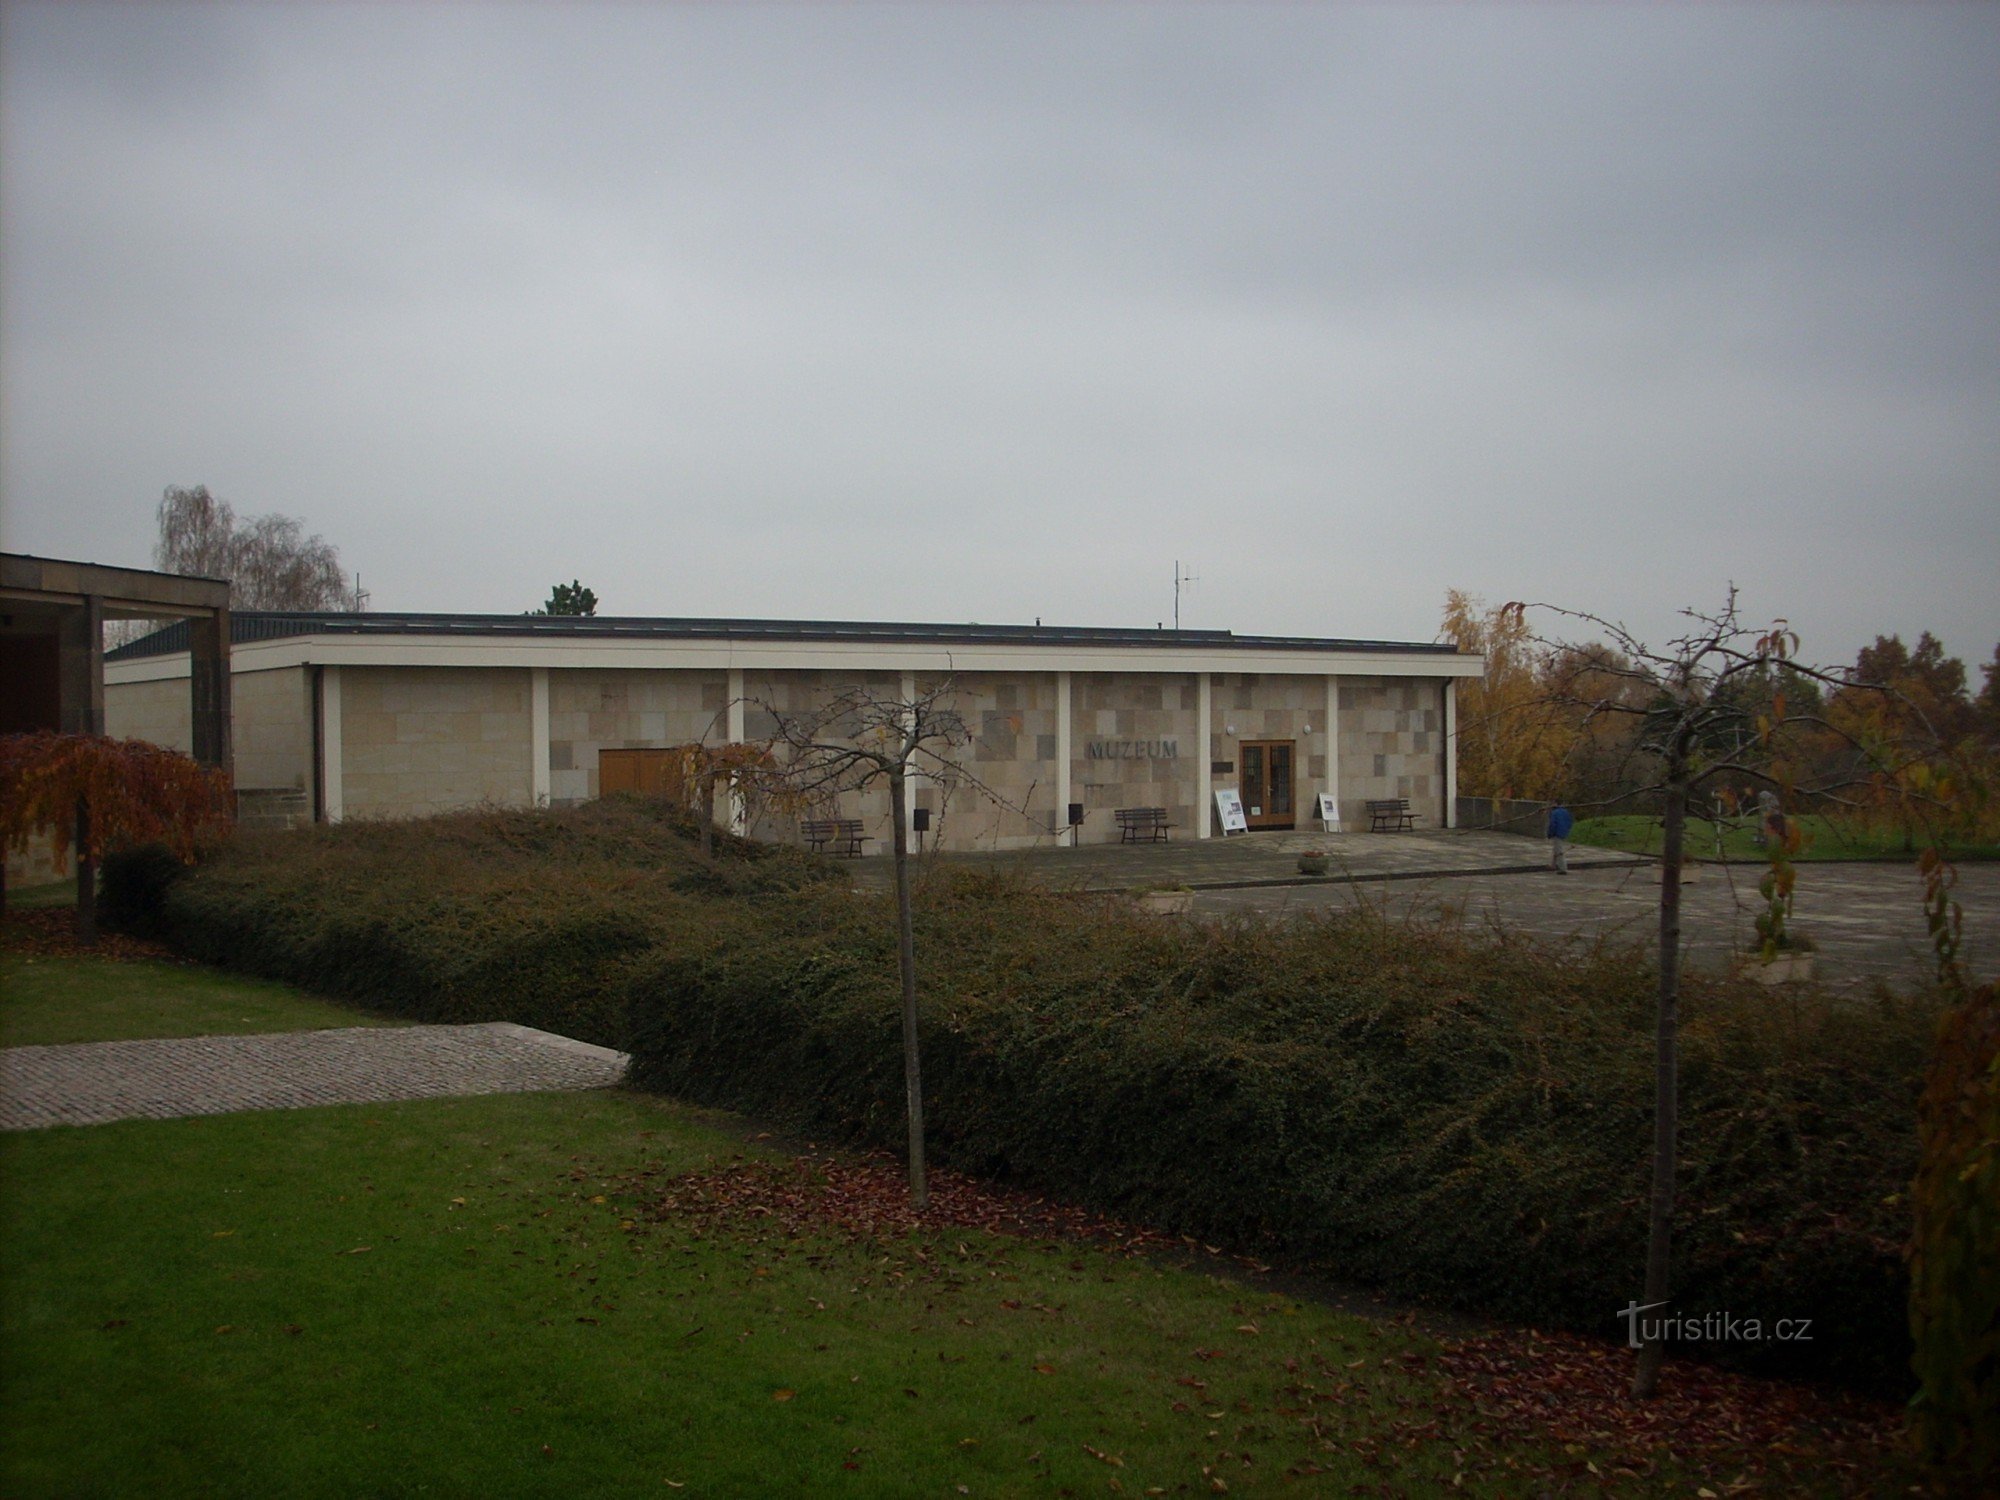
xmin=3 ymin=2 xmax=1995 ymax=671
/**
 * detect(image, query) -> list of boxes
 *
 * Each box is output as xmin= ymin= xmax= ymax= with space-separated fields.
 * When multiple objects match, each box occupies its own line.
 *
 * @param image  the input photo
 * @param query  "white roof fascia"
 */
xmin=109 ymin=632 xmax=1485 ymax=681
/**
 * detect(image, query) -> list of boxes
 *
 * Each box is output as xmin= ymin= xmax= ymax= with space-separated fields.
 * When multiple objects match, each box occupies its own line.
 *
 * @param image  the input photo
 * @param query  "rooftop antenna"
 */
xmin=1173 ymin=560 xmax=1199 ymax=630
xmin=353 ymin=572 xmax=371 ymax=613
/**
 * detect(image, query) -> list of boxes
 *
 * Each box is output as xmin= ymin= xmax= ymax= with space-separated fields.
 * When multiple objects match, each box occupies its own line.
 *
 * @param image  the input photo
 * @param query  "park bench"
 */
xmin=801 ymin=818 xmax=867 ymax=857
xmin=1115 ymin=806 xmax=1172 ymax=843
xmin=1366 ymin=798 xmax=1418 ymax=832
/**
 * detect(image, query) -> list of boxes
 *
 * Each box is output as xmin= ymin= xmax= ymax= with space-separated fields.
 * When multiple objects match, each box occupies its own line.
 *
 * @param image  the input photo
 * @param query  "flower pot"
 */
xmin=1297 ymin=854 xmax=1330 ymax=876
xmin=1137 ymin=890 xmax=1194 ymax=916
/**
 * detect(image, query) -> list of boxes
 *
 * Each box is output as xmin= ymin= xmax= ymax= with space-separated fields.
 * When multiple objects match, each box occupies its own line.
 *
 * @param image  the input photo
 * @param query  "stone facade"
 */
xmin=340 ymin=667 xmax=532 ymax=818
xmin=920 ymin=672 xmax=1062 ymax=850
xmin=549 ymin=668 xmax=727 ymax=805
xmin=1075 ymin=673 xmax=1200 ymax=842
xmin=1338 ymin=676 xmax=1448 ymax=829
xmin=103 ymin=622 xmax=1474 ymax=845
xmin=1207 ymin=672 xmax=1325 ymax=833
xmin=740 ymin=670 xmax=900 ymax=846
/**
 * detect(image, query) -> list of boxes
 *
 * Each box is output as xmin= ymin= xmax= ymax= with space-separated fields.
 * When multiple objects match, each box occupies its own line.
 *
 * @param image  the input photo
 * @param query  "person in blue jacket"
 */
xmin=1547 ymin=801 xmax=1574 ymax=874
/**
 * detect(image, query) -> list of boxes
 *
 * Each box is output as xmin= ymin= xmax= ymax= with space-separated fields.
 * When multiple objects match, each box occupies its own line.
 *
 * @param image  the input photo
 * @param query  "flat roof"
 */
xmin=3 ymin=551 xmax=231 ymax=619
xmin=108 ymin=610 xmax=1466 ymax=662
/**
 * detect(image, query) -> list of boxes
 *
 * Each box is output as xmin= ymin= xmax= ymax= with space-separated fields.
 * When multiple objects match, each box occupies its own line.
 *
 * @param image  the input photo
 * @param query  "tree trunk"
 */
xmin=1633 ymin=772 xmax=1686 ymax=1398
xmin=74 ymin=797 xmax=98 ymax=947
xmin=889 ymin=766 xmax=927 ymax=1208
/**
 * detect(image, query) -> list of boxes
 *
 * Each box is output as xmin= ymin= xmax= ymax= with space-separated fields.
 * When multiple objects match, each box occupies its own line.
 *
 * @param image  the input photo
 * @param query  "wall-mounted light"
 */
xmin=1224 ymin=723 xmax=1236 ymax=736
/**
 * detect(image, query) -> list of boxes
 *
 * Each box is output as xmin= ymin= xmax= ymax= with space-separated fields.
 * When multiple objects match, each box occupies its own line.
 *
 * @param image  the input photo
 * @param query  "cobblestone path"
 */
xmin=0 ymin=1022 xmax=629 ymax=1130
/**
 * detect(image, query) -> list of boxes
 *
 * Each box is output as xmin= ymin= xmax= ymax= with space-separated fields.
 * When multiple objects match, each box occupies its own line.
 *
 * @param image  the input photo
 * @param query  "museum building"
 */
xmin=105 ymin=613 xmax=1481 ymax=849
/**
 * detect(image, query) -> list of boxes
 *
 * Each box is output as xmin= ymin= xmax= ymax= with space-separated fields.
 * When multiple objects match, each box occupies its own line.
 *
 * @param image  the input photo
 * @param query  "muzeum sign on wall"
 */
xmin=105 ymin=614 xmax=1482 ymax=849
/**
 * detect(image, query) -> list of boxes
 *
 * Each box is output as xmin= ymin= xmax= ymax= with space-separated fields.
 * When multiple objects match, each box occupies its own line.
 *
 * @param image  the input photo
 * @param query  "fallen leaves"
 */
xmin=1430 ymin=1326 xmax=1904 ymax=1491
xmin=644 ymin=1152 xmax=1213 ymax=1264
xmin=0 ymin=909 xmax=182 ymax=962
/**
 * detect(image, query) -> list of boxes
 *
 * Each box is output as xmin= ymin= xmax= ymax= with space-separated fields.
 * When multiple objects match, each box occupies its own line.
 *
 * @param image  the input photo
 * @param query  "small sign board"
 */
xmin=1214 ymin=788 xmax=1248 ymax=835
xmin=1317 ymin=792 xmax=1341 ymax=832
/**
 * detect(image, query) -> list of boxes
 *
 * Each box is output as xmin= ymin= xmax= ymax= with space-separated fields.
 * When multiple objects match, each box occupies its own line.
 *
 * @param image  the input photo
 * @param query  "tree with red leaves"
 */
xmin=0 ymin=732 xmax=234 ymax=943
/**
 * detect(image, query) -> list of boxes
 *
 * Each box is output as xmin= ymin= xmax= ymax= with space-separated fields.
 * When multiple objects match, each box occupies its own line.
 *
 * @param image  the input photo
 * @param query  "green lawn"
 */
xmin=1 ymin=1088 xmax=1545 ymax=1498
xmin=0 ymin=944 xmax=1899 ymax=1496
xmin=0 ymin=952 xmax=398 ymax=1046
xmin=1571 ymin=813 xmax=2000 ymax=863
xmin=2 ymin=880 xmax=81 ymax=911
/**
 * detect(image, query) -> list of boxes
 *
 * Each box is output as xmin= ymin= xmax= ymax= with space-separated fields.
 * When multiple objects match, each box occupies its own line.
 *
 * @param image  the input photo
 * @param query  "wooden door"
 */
xmin=1238 ymin=740 xmax=1296 ymax=830
xmin=599 ymin=748 xmax=681 ymax=798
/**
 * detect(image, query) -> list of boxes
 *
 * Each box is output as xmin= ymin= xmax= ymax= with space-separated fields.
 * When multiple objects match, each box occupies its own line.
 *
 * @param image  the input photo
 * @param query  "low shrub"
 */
xmin=98 ymin=842 xmax=189 ymax=937
xmin=147 ymin=800 xmax=842 ymax=1047
xmin=626 ymin=869 xmax=1936 ymax=1395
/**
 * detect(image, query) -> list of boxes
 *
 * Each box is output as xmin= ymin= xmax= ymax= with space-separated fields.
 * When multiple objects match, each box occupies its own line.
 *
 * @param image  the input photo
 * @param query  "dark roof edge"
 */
xmin=108 ymin=610 xmax=1466 ymax=662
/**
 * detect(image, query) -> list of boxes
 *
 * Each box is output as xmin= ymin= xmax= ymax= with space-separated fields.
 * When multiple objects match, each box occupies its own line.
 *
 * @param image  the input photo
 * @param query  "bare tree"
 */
xmin=1516 ymin=588 xmax=1910 ymax=1399
xmin=747 ymin=677 xmax=999 ymax=1208
xmin=154 ymin=485 xmax=360 ymax=611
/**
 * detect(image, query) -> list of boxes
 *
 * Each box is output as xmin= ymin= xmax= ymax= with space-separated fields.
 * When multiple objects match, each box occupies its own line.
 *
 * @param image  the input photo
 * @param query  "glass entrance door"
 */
xmin=1239 ymin=740 xmax=1295 ymax=830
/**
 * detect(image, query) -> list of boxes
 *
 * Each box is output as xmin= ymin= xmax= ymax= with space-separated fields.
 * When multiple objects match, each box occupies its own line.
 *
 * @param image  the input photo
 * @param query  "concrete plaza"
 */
xmin=850 ymin=828 xmax=1995 ymax=988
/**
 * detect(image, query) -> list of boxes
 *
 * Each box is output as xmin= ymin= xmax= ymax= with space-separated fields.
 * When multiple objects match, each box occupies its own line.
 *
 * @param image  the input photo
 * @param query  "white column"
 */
xmin=900 ymin=669 xmax=918 ymax=840
xmin=1443 ymin=678 xmax=1458 ymax=829
xmin=1056 ymin=670 xmax=1072 ymax=841
xmin=1196 ymin=671 xmax=1212 ymax=838
xmin=320 ymin=665 xmax=344 ymax=823
xmin=530 ymin=667 xmax=550 ymax=807
xmin=1324 ymin=674 xmax=1342 ymax=832
xmin=726 ymin=667 xmax=746 ymax=834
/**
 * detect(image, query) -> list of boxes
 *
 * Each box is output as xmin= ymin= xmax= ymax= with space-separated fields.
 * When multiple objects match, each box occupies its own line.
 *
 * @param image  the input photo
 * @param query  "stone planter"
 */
xmin=1297 ymin=853 xmax=1330 ymax=877
xmin=1137 ymin=890 xmax=1195 ymax=916
xmin=1736 ymin=951 xmax=1815 ymax=986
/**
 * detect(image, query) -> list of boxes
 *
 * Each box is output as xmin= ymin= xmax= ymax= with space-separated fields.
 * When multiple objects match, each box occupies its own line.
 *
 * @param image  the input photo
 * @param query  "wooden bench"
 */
xmin=1366 ymin=798 xmax=1418 ymax=832
xmin=801 ymin=818 xmax=867 ymax=857
xmin=1115 ymin=806 xmax=1172 ymax=843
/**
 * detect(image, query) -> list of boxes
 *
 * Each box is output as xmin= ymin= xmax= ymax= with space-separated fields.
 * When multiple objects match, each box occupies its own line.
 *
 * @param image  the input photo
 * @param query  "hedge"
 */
xmin=106 ymin=798 xmax=841 ymax=1047
xmin=110 ymin=801 xmax=1937 ymax=1394
xmin=626 ymin=871 xmax=1936 ymax=1395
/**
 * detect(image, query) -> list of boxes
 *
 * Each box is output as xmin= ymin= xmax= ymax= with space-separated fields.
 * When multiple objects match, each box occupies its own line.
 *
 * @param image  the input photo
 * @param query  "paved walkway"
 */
xmin=0 ymin=1022 xmax=629 ymax=1131
xmin=1193 ymin=860 xmax=2000 ymax=987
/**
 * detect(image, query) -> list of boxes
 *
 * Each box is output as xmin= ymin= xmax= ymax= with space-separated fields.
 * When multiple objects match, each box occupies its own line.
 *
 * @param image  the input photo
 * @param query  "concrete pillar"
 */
xmin=1056 ymin=670 xmax=1072 ymax=842
xmin=1324 ymin=674 xmax=1342 ymax=831
xmin=320 ymin=666 xmax=344 ymax=823
xmin=1443 ymin=678 xmax=1458 ymax=829
xmin=726 ymin=667 xmax=746 ymax=834
xmin=189 ymin=609 xmax=232 ymax=779
xmin=57 ymin=594 xmax=105 ymax=736
xmin=1196 ymin=671 xmax=1212 ymax=837
xmin=530 ymin=667 xmax=550 ymax=806
xmin=899 ymin=670 xmax=919 ymax=839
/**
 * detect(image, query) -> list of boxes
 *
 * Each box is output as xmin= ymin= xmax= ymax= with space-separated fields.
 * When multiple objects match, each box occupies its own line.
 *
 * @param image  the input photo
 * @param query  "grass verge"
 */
xmin=1571 ymin=814 xmax=1999 ymax=862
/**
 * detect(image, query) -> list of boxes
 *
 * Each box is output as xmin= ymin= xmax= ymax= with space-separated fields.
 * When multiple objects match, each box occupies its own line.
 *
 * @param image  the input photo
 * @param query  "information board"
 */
xmin=1214 ymin=787 xmax=1248 ymax=835
xmin=1316 ymin=792 xmax=1341 ymax=832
